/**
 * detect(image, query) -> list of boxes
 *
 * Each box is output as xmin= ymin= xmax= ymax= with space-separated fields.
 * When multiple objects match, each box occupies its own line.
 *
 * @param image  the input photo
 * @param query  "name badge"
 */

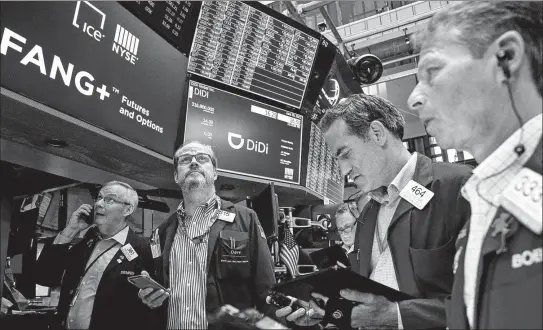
xmin=400 ymin=180 xmax=434 ymax=210
xmin=499 ymin=168 xmax=542 ymax=234
xmin=218 ymin=210 xmax=235 ymax=223
xmin=151 ymin=229 xmax=162 ymax=259
xmin=120 ymin=243 xmax=138 ymax=261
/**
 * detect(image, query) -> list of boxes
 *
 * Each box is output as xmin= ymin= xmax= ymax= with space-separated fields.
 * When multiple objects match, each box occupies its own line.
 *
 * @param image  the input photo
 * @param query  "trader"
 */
xmin=334 ymin=204 xmax=359 ymax=267
xmin=35 ymin=181 xmax=154 ymax=330
xmin=408 ymin=2 xmax=542 ymax=328
xmin=138 ymin=141 xmax=276 ymax=329
xmin=278 ymin=94 xmax=472 ymax=329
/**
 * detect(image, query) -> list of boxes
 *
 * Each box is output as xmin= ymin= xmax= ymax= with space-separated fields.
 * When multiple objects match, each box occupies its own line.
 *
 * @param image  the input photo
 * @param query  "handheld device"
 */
xmin=127 ymin=274 xmax=166 ymax=291
xmin=82 ymin=207 xmax=94 ymax=225
xmin=266 ymin=290 xmax=305 ymax=311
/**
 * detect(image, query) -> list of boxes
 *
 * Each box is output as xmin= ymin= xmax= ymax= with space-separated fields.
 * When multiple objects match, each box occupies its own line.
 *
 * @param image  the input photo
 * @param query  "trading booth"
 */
xmin=1 ymin=1 xmax=364 ymax=327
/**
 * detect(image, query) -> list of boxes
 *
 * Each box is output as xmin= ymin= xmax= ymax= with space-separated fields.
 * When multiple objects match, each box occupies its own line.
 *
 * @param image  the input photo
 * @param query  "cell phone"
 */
xmin=82 ymin=207 xmax=94 ymax=225
xmin=127 ymin=274 xmax=166 ymax=291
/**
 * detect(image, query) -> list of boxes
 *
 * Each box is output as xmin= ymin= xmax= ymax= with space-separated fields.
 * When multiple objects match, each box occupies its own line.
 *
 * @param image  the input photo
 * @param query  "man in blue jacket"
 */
xmin=138 ymin=141 xmax=276 ymax=329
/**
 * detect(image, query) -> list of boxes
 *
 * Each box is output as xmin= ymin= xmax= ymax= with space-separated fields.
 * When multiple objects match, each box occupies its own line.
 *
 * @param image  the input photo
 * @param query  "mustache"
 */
xmin=186 ymin=169 xmax=205 ymax=178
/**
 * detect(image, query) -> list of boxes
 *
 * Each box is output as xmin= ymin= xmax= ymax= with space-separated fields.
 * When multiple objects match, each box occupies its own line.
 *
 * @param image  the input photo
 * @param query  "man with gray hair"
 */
xmin=408 ymin=2 xmax=542 ymax=328
xmin=138 ymin=141 xmax=275 ymax=329
xmin=35 ymin=181 xmax=154 ymax=330
xmin=334 ymin=203 xmax=359 ymax=266
xmin=277 ymin=94 xmax=472 ymax=329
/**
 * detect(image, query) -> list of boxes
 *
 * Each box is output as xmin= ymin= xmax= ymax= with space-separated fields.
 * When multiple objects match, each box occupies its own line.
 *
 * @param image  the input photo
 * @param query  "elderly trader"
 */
xmin=408 ymin=2 xmax=542 ymax=328
xmin=35 ymin=181 xmax=153 ymax=330
xmin=335 ymin=203 xmax=359 ymax=267
xmin=138 ymin=141 xmax=276 ymax=329
xmin=278 ymin=94 xmax=472 ymax=329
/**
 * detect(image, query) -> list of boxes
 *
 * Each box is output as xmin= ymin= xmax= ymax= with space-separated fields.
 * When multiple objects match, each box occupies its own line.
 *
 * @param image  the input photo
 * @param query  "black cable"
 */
xmin=475 ymin=80 xmax=525 ymax=206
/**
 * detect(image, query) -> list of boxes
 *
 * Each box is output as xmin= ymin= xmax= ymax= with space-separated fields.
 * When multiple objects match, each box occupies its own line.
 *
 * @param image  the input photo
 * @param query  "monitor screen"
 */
xmin=120 ymin=1 xmax=201 ymax=55
xmin=187 ymin=1 xmax=320 ymax=109
xmin=1 ymin=2 xmax=187 ymax=157
xmin=184 ymin=79 xmax=303 ymax=184
xmin=251 ymin=183 xmax=279 ymax=238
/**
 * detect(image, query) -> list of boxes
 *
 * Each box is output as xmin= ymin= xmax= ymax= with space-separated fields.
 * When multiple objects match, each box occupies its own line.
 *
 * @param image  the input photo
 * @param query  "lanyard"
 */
xmin=70 ymin=239 xmax=119 ymax=307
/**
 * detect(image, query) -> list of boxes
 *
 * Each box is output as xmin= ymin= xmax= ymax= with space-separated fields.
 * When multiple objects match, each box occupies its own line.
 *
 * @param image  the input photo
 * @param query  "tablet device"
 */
xmin=309 ymin=244 xmax=350 ymax=269
xmin=273 ymin=266 xmax=413 ymax=302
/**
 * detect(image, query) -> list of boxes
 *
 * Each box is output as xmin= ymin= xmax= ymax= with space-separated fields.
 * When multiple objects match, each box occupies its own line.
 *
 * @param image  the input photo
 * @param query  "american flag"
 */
xmin=280 ymin=223 xmax=299 ymax=278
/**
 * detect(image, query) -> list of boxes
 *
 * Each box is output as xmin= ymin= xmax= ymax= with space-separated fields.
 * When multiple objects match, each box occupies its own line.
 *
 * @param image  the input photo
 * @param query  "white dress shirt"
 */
xmin=461 ymin=113 xmax=542 ymax=327
xmin=368 ymin=152 xmax=418 ymax=329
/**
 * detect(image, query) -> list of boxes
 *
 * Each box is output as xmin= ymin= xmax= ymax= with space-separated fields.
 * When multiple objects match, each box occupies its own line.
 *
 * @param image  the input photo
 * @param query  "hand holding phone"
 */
xmin=128 ymin=274 xmax=166 ymax=291
xmin=134 ymin=271 xmax=170 ymax=309
xmin=62 ymin=204 xmax=94 ymax=238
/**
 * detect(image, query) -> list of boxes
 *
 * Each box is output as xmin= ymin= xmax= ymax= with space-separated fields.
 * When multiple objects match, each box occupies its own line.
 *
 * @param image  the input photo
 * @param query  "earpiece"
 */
xmin=497 ymin=49 xmax=525 ymax=156
xmin=496 ymin=49 xmax=512 ymax=79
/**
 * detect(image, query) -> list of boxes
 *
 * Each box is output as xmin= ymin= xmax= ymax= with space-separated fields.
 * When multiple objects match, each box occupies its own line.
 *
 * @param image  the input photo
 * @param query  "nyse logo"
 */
xmin=227 ymin=133 xmax=269 ymax=154
xmin=72 ymin=1 xmax=105 ymax=42
xmin=112 ymin=24 xmax=139 ymax=65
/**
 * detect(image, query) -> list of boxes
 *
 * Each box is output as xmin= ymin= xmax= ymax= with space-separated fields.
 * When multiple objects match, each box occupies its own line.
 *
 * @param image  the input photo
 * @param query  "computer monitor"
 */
xmin=250 ymin=183 xmax=279 ymax=239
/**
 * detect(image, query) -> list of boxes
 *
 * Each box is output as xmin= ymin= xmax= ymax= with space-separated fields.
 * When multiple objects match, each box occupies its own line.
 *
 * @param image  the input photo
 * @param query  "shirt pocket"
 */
xmin=217 ymin=231 xmax=251 ymax=279
xmin=409 ymin=235 xmax=456 ymax=296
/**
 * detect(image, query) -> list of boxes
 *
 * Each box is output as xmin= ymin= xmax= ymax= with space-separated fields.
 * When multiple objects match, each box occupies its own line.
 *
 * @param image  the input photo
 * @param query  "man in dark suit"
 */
xmin=35 ymin=181 xmax=153 ymax=330
xmin=278 ymin=94 xmax=471 ymax=329
xmin=408 ymin=2 xmax=542 ymax=328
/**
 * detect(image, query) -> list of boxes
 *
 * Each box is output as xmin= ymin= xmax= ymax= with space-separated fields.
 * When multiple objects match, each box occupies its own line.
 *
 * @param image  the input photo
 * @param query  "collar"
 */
xmin=462 ymin=113 xmax=543 ymax=203
xmin=370 ymin=153 xmax=418 ymax=204
xmin=177 ymin=194 xmax=221 ymax=215
xmin=343 ymin=244 xmax=355 ymax=254
xmin=103 ymin=225 xmax=129 ymax=245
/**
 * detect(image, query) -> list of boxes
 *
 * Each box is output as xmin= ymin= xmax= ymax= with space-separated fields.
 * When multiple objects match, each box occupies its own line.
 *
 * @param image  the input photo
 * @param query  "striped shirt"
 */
xmin=368 ymin=152 xmax=418 ymax=329
xmin=167 ymin=195 xmax=221 ymax=329
xmin=461 ymin=113 xmax=542 ymax=327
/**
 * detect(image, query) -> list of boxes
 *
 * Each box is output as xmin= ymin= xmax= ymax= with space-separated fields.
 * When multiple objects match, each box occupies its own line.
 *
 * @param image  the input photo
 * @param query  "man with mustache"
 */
xmin=138 ymin=141 xmax=275 ymax=329
xmin=408 ymin=2 xmax=542 ymax=328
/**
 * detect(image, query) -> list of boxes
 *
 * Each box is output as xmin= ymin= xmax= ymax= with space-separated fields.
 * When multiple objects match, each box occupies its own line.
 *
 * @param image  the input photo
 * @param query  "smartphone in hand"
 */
xmin=82 ymin=207 xmax=94 ymax=225
xmin=128 ymin=274 xmax=166 ymax=291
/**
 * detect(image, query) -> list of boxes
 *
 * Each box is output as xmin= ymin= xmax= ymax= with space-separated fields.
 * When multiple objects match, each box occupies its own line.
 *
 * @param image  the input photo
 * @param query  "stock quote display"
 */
xmin=187 ymin=1 xmax=319 ymax=109
xmin=184 ymin=80 xmax=303 ymax=184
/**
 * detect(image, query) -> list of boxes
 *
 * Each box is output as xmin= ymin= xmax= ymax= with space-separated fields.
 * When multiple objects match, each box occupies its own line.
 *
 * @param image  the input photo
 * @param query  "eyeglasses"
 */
xmin=94 ymin=195 xmax=130 ymax=206
xmin=337 ymin=222 xmax=357 ymax=234
xmin=176 ymin=153 xmax=212 ymax=166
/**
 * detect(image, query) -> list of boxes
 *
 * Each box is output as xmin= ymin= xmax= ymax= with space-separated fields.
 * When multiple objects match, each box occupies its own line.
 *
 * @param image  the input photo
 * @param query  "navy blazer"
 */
xmin=352 ymin=153 xmax=472 ymax=329
xmin=35 ymin=227 xmax=154 ymax=330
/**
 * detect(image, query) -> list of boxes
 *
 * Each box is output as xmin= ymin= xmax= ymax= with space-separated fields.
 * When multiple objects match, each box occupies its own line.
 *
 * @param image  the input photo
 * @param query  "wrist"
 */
xmin=61 ymin=228 xmax=78 ymax=239
xmin=378 ymin=301 xmax=399 ymax=328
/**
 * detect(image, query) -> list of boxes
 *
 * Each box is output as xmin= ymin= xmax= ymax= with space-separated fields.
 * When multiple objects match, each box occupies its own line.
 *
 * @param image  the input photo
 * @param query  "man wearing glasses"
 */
xmin=335 ymin=204 xmax=359 ymax=266
xmin=35 ymin=181 xmax=154 ymax=330
xmin=138 ymin=141 xmax=275 ymax=329
xmin=277 ymin=94 xmax=472 ymax=329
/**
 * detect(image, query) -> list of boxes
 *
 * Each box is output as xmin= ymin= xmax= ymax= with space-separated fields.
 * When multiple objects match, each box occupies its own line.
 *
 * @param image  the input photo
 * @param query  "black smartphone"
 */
xmin=82 ymin=207 xmax=94 ymax=224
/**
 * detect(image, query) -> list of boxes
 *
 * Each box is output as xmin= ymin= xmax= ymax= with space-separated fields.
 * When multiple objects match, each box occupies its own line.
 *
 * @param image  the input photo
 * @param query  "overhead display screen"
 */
xmin=187 ymin=1 xmax=319 ymax=109
xmin=0 ymin=1 xmax=187 ymax=157
xmin=120 ymin=1 xmax=201 ymax=55
xmin=184 ymin=79 xmax=303 ymax=184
